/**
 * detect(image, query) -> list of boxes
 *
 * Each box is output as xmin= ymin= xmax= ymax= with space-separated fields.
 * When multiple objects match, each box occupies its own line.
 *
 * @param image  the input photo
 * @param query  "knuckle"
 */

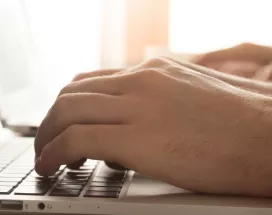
xmin=72 ymin=73 xmax=87 ymax=81
xmin=144 ymin=57 xmax=167 ymax=67
xmin=61 ymin=125 xmax=79 ymax=153
xmin=52 ymin=94 xmax=71 ymax=120
xmin=55 ymin=94 xmax=71 ymax=111
xmin=59 ymin=83 xmax=74 ymax=96
xmin=134 ymin=68 xmax=163 ymax=80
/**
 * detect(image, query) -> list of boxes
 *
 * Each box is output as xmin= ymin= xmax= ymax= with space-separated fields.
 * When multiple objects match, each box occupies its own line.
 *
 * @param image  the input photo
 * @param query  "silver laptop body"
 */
xmin=0 ymin=112 xmax=272 ymax=215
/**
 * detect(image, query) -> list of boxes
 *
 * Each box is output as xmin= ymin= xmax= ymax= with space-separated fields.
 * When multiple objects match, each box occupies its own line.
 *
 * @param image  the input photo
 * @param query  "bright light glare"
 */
xmin=170 ymin=0 xmax=272 ymax=53
xmin=25 ymin=0 xmax=101 ymax=90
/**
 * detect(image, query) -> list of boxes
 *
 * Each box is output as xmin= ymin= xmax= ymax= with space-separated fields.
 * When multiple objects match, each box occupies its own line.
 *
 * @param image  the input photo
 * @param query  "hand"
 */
xmin=193 ymin=43 xmax=272 ymax=81
xmin=34 ymin=57 xmax=272 ymax=196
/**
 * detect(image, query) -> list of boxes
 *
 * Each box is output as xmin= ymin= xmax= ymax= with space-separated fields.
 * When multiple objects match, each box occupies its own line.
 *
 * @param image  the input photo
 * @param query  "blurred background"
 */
xmin=0 ymin=0 xmax=271 ymax=125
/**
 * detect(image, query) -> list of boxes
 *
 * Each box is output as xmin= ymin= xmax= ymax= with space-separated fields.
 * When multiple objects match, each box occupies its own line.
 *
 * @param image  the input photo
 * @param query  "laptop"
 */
xmin=0 ymin=95 xmax=272 ymax=215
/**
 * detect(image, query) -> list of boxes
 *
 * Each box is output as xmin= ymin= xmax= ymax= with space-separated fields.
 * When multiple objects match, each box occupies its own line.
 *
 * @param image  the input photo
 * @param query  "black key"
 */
xmin=14 ymin=186 xmax=48 ymax=195
xmin=67 ymin=170 xmax=93 ymax=175
xmin=61 ymin=178 xmax=88 ymax=182
xmin=0 ymin=186 xmax=13 ymax=194
xmin=87 ymin=187 xmax=120 ymax=192
xmin=55 ymin=184 xmax=83 ymax=190
xmin=0 ymin=178 xmax=22 ymax=182
xmin=66 ymin=173 xmax=90 ymax=177
xmin=96 ymin=169 xmax=126 ymax=178
xmin=95 ymin=167 xmax=126 ymax=181
xmin=64 ymin=175 xmax=89 ymax=180
xmin=84 ymin=191 xmax=118 ymax=198
xmin=59 ymin=180 xmax=86 ymax=185
xmin=92 ymin=177 xmax=123 ymax=183
xmin=89 ymin=181 xmax=122 ymax=187
xmin=50 ymin=189 xmax=81 ymax=197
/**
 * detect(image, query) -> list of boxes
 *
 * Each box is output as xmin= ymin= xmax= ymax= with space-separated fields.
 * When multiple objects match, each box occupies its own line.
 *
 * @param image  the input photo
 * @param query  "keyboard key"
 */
xmin=2 ymin=169 xmax=31 ymax=174
xmin=59 ymin=165 xmax=66 ymax=170
xmin=50 ymin=189 xmax=81 ymax=197
xmin=67 ymin=170 xmax=93 ymax=175
xmin=55 ymin=184 xmax=83 ymax=190
xmin=29 ymin=175 xmax=57 ymax=180
xmin=29 ymin=172 xmax=57 ymax=178
xmin=84 ymin=191 xmax=118 ymax=198
xmin=79 ymin=166 xmax=96 ymax=170
xmin=88 ymin=181 xmax=122 ymax=187
xmin=0 ymin=178 xmax=22 ymax=182
xmin=61 ymin=178 xmax=88 ymax=183
xmin=21 ymin=181 xmax=53 ymax=189
xmin=25 ymin=177 xmax=56 ymax=183
xmin=59 ymin=180 xmax=86 ymax=185
xmin=92 ymin=177 xmax=123 ymax=183
xmin=65 ymin=173 xmax=90 ymax=177
xmin=96 ymin=168 xmax=126 ymax=178
xmin=11 ymin=165 xmax=33 ymax=168
xmin=87 ymin=187 xmax=120 ymax=192
xmin=0 ymin=182 xmax=18 ymax=186
xmin=64 ymin=175 xmax=89 ymax=180
xmin=0 ymin=174 xmax=27 ymax=178
xmin=14 ymin=186 xmax=48 ymax=195
xmin=0 ymin=186 xmax=13 ymax=194
xmin=21 ymin=180 xmax=53 ymax=185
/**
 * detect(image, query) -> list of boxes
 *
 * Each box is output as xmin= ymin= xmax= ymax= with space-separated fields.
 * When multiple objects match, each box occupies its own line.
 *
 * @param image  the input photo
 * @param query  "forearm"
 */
xmin=170 ymin=58 xmax=272 ymax=96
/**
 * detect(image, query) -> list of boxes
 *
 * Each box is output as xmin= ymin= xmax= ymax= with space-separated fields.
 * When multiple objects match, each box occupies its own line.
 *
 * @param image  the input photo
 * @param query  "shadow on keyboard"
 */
xmin=0 ymin=141 xmax=127 ymax=198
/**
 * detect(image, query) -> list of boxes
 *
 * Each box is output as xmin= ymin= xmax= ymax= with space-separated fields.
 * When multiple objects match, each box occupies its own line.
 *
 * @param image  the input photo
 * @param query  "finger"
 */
xmin=67 ymin=158 xmax=87 ymax=170
xmin=219 ymin=61 xmax=261 ymax=78
xmin=253 ymin=63 xmax=272 ymax=81
xmin=62 ymin=58 xmax=172 ymax=97
xmin=35 ymin=124 xmax=131 ymax=176
xmin=59 ymin=74 xmax=127 ymax=97
xmin=72 ymin=69 xmax=123 ymax=82
xmin=35 ymin=93 xmax=130 ymax=159
xmin=194 ymin=43 xmax=272 ymax=66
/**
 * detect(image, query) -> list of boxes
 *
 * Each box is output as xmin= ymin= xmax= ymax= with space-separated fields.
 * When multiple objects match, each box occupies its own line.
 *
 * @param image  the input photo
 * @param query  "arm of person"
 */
xmin=72 ymin=56 xmax=272 ymax=97
xmin=34 ymin=57 xmax=272 ymax=197
xmin=169 ymin=58 xmax=272 ymax=96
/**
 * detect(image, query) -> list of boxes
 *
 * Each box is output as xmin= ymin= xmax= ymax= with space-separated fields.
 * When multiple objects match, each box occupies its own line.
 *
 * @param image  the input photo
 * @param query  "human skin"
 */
xmin=34 ymin=57 xmax=272 ymax=197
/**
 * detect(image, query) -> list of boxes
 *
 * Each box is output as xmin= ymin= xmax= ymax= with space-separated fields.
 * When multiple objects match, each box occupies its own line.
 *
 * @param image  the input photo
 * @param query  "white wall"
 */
xmin=0 ymin=0 xmax=32 ymax=94
xmin=0 ymin=0 xmax=102 ymax=95
xmin=170 ymin=0 xmax=272 ymax=53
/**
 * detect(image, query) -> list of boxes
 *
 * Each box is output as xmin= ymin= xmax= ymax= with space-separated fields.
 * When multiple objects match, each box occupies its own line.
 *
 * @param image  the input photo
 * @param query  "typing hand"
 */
xmin=34 ymin=57 xmax=272 ymax=196
xmin=193 ymin=43 xmax=272 ymax=81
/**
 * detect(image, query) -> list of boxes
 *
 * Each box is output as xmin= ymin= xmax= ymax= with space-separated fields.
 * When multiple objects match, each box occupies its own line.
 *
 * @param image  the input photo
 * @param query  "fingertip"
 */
xmin=35 ymin=156 xmax=59 ymax=176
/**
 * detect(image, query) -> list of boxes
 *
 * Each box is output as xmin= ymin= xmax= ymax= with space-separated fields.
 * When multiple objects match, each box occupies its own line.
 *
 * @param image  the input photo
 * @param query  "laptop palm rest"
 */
xmin=125 ymin=173 xmax=272 ymax=209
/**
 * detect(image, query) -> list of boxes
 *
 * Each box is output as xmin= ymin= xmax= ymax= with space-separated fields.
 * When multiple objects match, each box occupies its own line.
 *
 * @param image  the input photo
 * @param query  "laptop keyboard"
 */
xmin=0 ymin=140 xmax=127 ymax=198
